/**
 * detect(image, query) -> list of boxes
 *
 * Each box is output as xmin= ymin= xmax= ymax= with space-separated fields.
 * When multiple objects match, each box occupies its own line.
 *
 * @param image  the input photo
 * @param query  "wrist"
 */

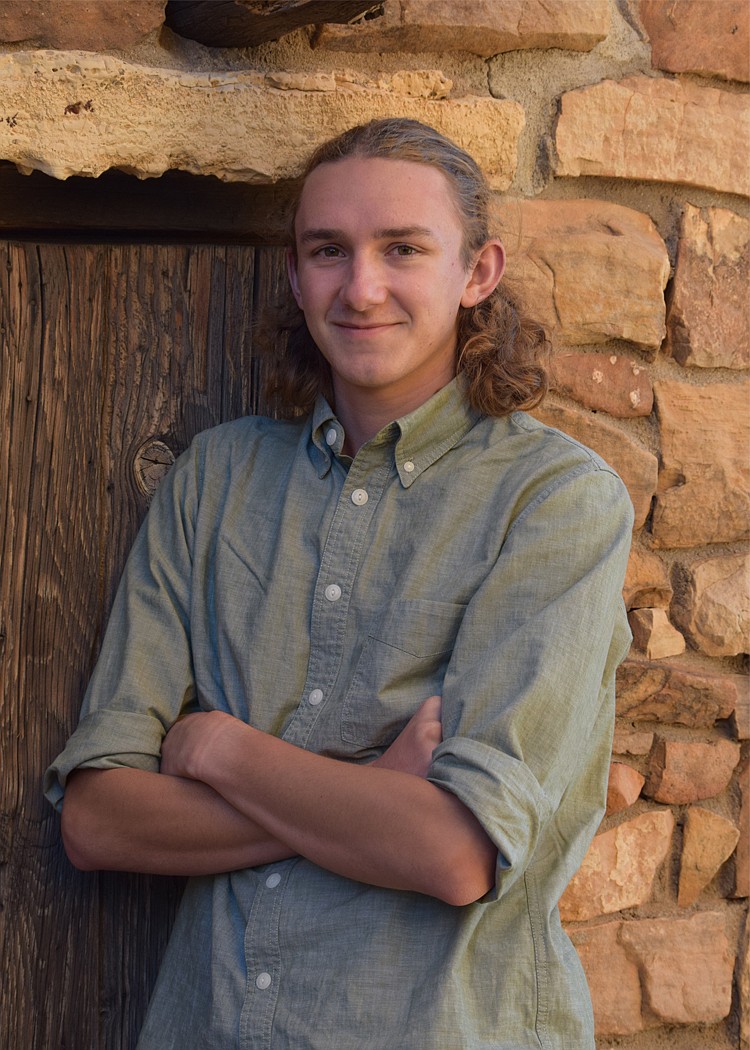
xmin=196 ymin=711 xmax=254 ymax=789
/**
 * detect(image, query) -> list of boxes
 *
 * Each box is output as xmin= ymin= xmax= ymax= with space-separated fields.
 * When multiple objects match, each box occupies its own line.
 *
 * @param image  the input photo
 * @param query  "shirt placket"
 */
xmin=281 ymin=437 xmax=394 ymax=751
xmin=239 ymin=436 xmax=394 ymax=1050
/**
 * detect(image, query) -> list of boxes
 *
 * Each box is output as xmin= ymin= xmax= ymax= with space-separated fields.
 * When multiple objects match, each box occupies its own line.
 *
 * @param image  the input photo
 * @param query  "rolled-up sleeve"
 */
xmin=44 ymin=441 xmax=200 ymax=812
xmin=428 ymin=463 xmax=633 ymax=900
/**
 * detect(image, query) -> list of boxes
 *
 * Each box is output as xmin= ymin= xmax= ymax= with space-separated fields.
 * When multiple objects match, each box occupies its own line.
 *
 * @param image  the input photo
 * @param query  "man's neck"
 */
xmin=332 ymin=375 xmax=456 ymax=457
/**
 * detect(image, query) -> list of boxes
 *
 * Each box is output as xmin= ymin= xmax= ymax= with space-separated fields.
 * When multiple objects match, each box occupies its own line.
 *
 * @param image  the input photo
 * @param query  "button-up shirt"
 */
xmin=46 ymin=378 xmax=633 ymax=1049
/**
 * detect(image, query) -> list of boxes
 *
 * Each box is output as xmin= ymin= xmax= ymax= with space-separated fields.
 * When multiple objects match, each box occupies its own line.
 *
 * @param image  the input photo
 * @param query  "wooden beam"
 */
xmin=0 ymin=164 xmax=295 ymax=243
xmin=165 ymin=0 xmax=382 ymax=48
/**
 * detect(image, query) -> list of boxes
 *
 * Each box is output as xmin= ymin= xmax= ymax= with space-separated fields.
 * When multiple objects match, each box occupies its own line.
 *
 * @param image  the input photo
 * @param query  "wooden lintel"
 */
xmin=165 ymin=0 xmax=382 ymax=48
xmin=0 ymin=164 xmax=295 ymax=243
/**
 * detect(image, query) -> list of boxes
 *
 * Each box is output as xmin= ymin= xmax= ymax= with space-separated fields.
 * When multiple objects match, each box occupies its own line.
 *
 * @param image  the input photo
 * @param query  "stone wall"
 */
xmin=1 ymin=1 xmax=747 ymax=1047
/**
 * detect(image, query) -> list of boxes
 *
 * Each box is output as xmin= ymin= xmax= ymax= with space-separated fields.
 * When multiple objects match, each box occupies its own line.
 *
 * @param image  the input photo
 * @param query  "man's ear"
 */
xmin=460 ymin=240 xmax=506 ymax=308
xmin=286 ymin=248 xmax=303 ymax=308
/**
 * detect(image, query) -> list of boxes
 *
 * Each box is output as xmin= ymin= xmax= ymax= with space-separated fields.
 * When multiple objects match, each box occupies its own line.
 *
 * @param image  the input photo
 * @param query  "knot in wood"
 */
xmin=134 ymin=439 xmax=175 ymax=500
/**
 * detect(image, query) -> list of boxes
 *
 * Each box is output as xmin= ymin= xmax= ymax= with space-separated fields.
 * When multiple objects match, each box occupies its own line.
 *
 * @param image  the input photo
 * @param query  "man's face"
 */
xmin=288 ymin=156 xmax=480 ymax=416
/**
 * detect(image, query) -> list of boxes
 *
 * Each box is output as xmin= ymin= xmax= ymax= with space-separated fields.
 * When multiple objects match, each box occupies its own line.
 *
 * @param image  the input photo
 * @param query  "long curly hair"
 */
xmin=259 ymin=118 xmax=548 ymax=419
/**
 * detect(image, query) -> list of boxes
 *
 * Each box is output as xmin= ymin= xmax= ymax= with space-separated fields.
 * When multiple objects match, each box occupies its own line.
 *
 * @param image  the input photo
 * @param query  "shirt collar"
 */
xmin=309 ymin=376 xmax=481 ymax=485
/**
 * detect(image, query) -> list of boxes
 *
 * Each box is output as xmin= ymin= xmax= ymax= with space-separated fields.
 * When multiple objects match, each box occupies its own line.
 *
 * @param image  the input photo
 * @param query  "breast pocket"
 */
xmin=341 ymin=599 xmax=466 ymax=751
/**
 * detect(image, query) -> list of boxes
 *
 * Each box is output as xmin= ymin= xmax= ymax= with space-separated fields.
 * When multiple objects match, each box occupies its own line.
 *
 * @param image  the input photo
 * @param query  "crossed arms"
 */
xmin=61 ymin=696 xmax=497 ymax=906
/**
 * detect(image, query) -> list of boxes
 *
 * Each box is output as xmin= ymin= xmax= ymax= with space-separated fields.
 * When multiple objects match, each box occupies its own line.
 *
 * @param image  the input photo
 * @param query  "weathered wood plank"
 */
xmin=166 ymin=0 xmax=381 ymax=48
xmin=1 ymin=241 xmax=286 ymax=1049
xmin=0 ymin=242 xmax=108 ymax=1050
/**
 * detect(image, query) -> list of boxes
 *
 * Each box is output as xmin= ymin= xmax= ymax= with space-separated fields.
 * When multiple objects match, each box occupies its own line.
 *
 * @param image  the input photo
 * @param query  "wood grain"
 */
xmin=1 ymin=241 xmax=287 ymax=1048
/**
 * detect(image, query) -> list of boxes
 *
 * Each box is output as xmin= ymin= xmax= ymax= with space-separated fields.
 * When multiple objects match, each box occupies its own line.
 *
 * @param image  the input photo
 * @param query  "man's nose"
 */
xmin=339 ymin=255 xmax=388 ymax=311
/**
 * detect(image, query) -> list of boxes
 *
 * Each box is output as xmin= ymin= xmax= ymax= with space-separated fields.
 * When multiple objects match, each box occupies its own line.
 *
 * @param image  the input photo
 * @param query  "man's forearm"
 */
xmin=62 ymin=767 xmax=295 ymax=875
xmin=162 ymin=712 xmax=496 ymax=905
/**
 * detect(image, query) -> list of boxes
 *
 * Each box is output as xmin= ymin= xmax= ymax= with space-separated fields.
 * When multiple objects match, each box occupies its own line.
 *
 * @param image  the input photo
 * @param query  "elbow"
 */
xmin=61 ymin=811 xmax=96 ymax=870
xmin=60 ymin=774 xmax=110 ymax=871
xmin=430 ymin=847 xmax=497 ymax=907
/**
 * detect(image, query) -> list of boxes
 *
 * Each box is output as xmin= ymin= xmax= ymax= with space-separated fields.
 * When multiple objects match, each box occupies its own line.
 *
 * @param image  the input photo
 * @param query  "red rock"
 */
xmin=508 ymin=200 xmax=669 ymax=351
xmin=616 ymin=659 xmax=738 ymax=727
xmin=619 ymin=912 xmax=735 ymax=1024
xmin=559 ymin=810 xmax=674 ymax=921
xmin=671 ymin=553 xmax=750 ymax=658
xmin=644 ymin=737 xmax=740 ymax=804
xmin=628 ymin=608 xmax=685 ymax=660
xmin=652 ymin=381 xmax=750 ymax=549
xmin=623 ymin=547 xmax=672 ymax=610
xmin=739 ymin=912 xmax=750 ymax=1048
xmin=666 ymin=205 xmax=750 ymax=370
xmin=0 ymin=0 xmax=165 ymax=49
xmin=612 ymin=726 xmax=654 ymax=756
xmin=531 ymin=402 xmax=657 ymax=529
xmin=639 ymin=0 xmax=750 ymax=83
xmin=734 ymin=761 xmax=749 ymax=899
xmin=569 ymin=921 xmax=643 ymax=1036
xmin=313 ymin=0 xmax=611 ymax=57
xmin=678 ymin=806 xmax=740 ymax=907
xmin=548 ymin=352 xmax=653 ymax=417
xmin=556 ymin=76 xmax=750 ymax=197
xmin=734 ymin=678 xmax=750 ymax=741
xmin=606 ymin=762 xmax=645 ymax=816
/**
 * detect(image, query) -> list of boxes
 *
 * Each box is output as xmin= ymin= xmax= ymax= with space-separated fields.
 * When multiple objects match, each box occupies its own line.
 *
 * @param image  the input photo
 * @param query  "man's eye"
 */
xmin=316 ymin=245 xmax=342 ymax=257
xmin=393 ymin=244 xmax=418 ymax=256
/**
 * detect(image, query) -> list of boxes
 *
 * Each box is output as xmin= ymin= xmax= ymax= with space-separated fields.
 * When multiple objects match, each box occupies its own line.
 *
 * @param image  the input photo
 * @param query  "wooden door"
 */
xmin=0 ymin=241 xmax=286 ymax=1049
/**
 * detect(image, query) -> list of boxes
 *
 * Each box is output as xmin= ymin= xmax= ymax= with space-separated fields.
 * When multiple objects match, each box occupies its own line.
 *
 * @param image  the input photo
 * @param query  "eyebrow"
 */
xmin=298 ymin=225 xmax=437 ymax=244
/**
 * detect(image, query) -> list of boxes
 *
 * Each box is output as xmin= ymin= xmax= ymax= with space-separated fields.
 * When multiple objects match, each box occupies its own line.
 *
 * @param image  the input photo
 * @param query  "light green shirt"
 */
xmin=46 ymin=378 xmax=633 ymax=1050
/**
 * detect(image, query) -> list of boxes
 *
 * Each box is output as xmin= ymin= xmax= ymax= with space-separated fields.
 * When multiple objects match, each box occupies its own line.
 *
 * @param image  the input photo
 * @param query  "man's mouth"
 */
xmin=333 ymin=321 xmax=400 ymax=330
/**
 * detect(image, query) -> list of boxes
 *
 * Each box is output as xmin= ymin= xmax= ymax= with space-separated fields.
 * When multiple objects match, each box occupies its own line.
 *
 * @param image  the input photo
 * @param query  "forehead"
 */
xmin=294 ymin=156 xmax=463 ymax=240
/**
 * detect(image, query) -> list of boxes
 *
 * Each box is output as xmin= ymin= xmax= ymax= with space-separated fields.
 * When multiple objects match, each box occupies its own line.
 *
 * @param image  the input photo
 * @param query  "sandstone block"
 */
xmin=678 ymin=807 xmax=741 ymax=907
xmin=735 ymin=679 xmax=750 ymax=741
xmin=556 ymin=76 xmax=750 ymax=197
xmin=0 ymin=52 xmax=524 ymax=186
xmin=644 ymin=737 xmax=740 ymax=805
xmin=623 ymin=547 xmax=672 ymax=610
xmin=569 ymin=921 xmax=643 ymax=1036
xmin=507 ymin=200 xmax=669 ymax=351
xmin=666 ymin=205 xmax=750 ymax=370
xmin=671 ymin=553 xmax=750 ymax=657
xmin=616 ymin=659 xmax=740 ymax=727
xmin=313 ymin=0 xmax=610 ymax=57
xmin=548 ymin=351 xmax=653 ymax=417
xmin=639 ymin=0 xmax=750 ymax=83
xmin=628 ymin=608 xmax=685 ymax=660
xmin=619 ymin=911 xmax=735 ymax=1024
xmin=531 ymin=402 xmax=657 ymax=528
xmin=612 ymin=726 xmax=654 ymax=756
xmin=0 ymin=0 xmax=165 ymax=49
xmin=740 ymin=913 xmax=750 ymax=1049
xmin=606 ymin=762 xmax=645 ymax=816
xmin=652 ymin=380 xmax=750 ymax=549
xmin=735 ymin=761 xmax=750 ymax=899
xmin=559 ymin=809 xmax=674 ymax=921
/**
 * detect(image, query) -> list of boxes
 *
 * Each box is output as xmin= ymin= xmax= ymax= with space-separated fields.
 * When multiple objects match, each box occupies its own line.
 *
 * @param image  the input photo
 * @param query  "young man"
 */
xmin=46 ymin=119 xmax=633 ymax=1049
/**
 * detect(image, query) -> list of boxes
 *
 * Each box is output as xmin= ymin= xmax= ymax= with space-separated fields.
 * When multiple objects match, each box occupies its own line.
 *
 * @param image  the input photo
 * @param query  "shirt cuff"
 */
xmin=44 ymin=710 xmax=165 ymax=812
xmin=428 ymin=735 xmax=553 ymax=901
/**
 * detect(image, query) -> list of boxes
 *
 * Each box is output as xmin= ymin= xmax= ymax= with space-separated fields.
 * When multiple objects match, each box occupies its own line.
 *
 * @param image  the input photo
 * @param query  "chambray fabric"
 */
xmin=46 ymin=377 xmax=633 ymax=1050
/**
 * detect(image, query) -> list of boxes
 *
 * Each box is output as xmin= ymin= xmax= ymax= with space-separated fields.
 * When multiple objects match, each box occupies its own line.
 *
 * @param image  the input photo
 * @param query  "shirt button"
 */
xmin=325 ymin=427 xmax=337 ymax=447
xmin=351 ymin=488 xmax=369 ymax=506
xmin=325 ymin=584 xmax=342 ymax=602
xmin=308 ymin=688 xmax=323 ymax=706
xmin=256 ymin=972 xmax=272 ymax=991
xmin=403 ymin=460 xmax=415 ymax=473
xmin=265 ymin=873 xmax=282 ymax=889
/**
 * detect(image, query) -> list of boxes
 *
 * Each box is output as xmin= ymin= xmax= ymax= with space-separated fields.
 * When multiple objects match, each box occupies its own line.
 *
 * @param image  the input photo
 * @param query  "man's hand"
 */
xmin=372 ymin=695 xmax=442 ymax=777
xmin=161 ymin=709 xmax=241 ymax=782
